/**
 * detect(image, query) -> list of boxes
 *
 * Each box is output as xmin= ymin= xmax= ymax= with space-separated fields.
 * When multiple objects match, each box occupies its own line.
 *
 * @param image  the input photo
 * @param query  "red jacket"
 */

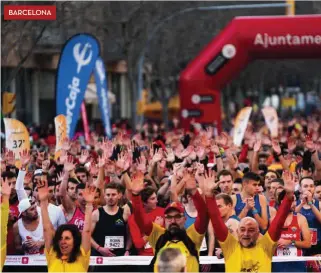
xmin=128 ymin=206 xmax=165 ymax=255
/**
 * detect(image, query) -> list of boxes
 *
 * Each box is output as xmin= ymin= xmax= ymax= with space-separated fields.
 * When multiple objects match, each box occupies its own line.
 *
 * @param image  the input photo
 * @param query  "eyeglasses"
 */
xmin=165 ymin=214 xmax=184 ymax=220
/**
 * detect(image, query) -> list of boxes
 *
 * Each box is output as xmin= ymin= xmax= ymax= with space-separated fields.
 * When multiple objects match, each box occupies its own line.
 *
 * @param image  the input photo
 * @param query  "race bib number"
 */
xmin=104 ymin=236 xmax=124 ymax=249
xmin=144 ymin=241 xmax=152 ymax=249
xmin=310 ymin=228 xmax=317 ymax=245
xmin=276 ymin=246 xmax=300 ymax=257
xmin=200 ymin=237 xmax=207 ymax=252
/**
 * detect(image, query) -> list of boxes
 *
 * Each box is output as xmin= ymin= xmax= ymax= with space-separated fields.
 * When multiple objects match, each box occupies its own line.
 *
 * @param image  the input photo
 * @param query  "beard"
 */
xmin=168 ymin=223 xmax=185 ymax=238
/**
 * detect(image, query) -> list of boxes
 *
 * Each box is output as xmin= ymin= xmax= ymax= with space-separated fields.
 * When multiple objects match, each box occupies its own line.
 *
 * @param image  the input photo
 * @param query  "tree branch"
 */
xmin=3 ymin=25 xmax=47 ymax=90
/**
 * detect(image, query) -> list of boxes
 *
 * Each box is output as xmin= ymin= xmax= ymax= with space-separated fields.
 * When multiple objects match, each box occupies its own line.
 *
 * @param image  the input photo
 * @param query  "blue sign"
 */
xmin=94 ymin=57 xmax=112 ymax=139
xmin=56 ymin=34 xmax=100 ymax=138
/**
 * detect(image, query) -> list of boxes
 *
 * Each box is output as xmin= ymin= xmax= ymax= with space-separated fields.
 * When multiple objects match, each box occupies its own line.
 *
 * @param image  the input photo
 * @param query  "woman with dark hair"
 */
xmin=37 ymin=173 xmax=95 ymax=272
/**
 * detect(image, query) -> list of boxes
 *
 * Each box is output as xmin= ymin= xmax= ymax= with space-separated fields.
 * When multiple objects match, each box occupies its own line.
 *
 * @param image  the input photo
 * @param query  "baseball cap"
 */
xmin=164 ymin=202 xmax=185 ymax=215
xmin=18 ymin=198 xmax=32 ymax=217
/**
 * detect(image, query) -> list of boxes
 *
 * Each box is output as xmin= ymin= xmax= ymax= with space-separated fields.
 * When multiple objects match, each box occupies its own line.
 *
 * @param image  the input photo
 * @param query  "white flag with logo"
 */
xmin=262 ymin=107 xmax=279 ymax=138
xmin=233 ymin=107 xmax=252 ymax=147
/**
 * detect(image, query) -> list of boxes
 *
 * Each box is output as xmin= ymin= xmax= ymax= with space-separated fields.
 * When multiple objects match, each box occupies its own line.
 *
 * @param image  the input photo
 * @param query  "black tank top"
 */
xmin=91 ymin=206 xmax=127 ymax=256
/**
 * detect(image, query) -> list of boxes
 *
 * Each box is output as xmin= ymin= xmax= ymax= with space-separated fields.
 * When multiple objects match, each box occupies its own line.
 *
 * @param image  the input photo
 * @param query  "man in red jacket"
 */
xmin=129 ymin=171 xmax=208 ymax=272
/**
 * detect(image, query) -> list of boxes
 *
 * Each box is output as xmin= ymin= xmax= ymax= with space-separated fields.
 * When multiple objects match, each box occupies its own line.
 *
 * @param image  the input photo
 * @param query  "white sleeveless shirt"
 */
xmin=18 ymin=217 xmax=44 ymax=255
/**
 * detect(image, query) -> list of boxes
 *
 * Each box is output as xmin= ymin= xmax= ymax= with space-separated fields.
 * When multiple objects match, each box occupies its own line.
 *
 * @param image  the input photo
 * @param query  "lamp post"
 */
xmin=135 ymin=2 xmax=290 ymax=127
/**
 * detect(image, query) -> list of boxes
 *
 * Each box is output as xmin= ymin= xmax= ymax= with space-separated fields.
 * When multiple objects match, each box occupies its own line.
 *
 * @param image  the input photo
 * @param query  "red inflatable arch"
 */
xmin=179 ymin=15 xmax=321 ymax=131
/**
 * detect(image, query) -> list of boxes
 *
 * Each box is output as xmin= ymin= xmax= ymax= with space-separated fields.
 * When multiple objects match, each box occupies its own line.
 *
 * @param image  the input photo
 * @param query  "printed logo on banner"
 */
xmin=94 ymin=57 xmax=112 ymax=139
xmin=96 ymin=257 xmax=103 ymax=264
xmin=56 ymin=34 xmax=100 ymax=139
xmin=21 ymin=257 xmax=29 ymax=264
xmin=3 ymin=5 xmax=56 ymax=20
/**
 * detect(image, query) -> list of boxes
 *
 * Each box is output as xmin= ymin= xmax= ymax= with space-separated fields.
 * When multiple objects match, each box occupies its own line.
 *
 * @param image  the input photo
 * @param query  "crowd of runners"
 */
xmin=1 ymin=114 xmax=321 ymax=272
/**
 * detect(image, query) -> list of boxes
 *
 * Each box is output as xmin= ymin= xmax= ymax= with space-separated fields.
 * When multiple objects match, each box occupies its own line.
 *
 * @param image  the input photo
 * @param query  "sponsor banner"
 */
xmin=94 ymin=57 xmax=112 ymax=139
xmin=3 ymin=118 xmax=30 ymax=167
xmin=233 ymin=107 xmax=252 ymax=147
xmin=54 ymin=115 xmax=67 ymax=160
xmin=262 ymin=106 xmax=279 ymax=138
xmin=56 ymin=34 xmax=100 ymax=139
xmin=254 ymin=33 xmax=321 ymax=48
xmin=3 ymin=5 xmax=56 ymax=20
xmin=4 ymin=255 xmax=321 ymax=266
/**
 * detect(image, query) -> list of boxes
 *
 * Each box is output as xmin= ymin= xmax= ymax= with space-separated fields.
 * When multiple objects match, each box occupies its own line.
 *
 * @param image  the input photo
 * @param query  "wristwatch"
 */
xmin=291 ymin=240 xmax=295 ymax=246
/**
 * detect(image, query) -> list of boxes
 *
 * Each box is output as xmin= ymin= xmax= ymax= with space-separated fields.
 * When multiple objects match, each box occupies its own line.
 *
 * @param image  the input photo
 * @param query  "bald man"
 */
xmin=157 ymin=248 xmax=187 ymax=272
xmin=204 ymin=172 xmax=295 ymax=273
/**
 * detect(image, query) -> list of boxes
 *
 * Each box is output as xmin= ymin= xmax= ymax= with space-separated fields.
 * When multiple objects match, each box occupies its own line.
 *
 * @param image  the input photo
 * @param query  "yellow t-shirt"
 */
xmin=1 ymin=201 xmax=9 ymax=271
xmin=219 ymin=232 xmax=277 ymax=273
xmin=148 ymin=223 xmax=204 ymax=272
xmin=45 ymin=246 xmax=90 ymax=272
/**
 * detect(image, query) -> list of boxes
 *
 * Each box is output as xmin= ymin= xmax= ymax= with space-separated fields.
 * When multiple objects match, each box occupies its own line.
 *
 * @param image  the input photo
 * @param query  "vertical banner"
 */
xmin=3 ymin=118 xmax=30 ymax=167
xmin=80 ymin=102 xmax=90 ymax=144
xmin=233 ymin=107 xmax=252 ymax=146
xmin=56 ymin=34 xmax=100 ymax=139
xmin=262 ymin=106 xmax=279 ymax=138
xmin=94 ymin=57 xmax=112 ymax=139
xmin=54 ymin=114 xmax=67 ymax=160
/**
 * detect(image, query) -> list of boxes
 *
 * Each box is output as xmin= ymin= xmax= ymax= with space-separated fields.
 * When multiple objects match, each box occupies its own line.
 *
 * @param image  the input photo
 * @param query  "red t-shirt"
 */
xmin=128 ymin=206 xmax=165 ymax=255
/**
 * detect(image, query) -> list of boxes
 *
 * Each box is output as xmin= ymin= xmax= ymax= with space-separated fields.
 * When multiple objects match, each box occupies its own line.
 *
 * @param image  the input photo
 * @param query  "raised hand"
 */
xmin=136 ymin=156 xmax=147 ymax=173
xmin=24 ymin=172 xmax=33 ymax=185
xmin=188 ymin=149 xmax=197 ymax=161
xmin=165 ymin=148 xmax=175 ymax=163
xmin=305 ymin=136 xmax=316 ymax=152
xmin=98 ymin=155 xmax=106 ymax=169
xmin=182 ymin=169 xmax=197 ymax=192
xmin=282 ymin=170 xmax=295 ymax=196
xmin=37 ymin=176 xmax=49 ymax=202
xmin=173 ymin=162 xmax=184 ymax=177
xmin=19 ymin=149 xmax=31 ymax=168
xmin=287 ymin=138 xmax=297 ymax=153
xmin=64 ymin=155 xmax=75 ymax=172
xmin=195 ymin=146 xmax=206 ymax=160
xmin=1 ymin=177 xmax=11 ymax=197
xmin=61 ymin=137 xmax=71 ymax=151
xmin=79 ymin=150 xmax=89 ymax=164
xmin=200 ymin=134 xmax=210 ymax=147
xmin=56 ymin=171 xmax=64 ymax=183
xmin=272 ymin=140 xmax=281 ymax=155
xmin=199 ymin=169 xmax=217 ymax=197
xmin=152 ymin=149 xmax=163 ymax=163
xmin=6 ymin=149 xmax=15 ymax=165
xmin=181 ymin=146 xmax=193 ymax=158
xmin=58 ymin=149 xmax=68 ymax=165
xmin=131 ymin=171 xmax=145 ymax=195
xmin=83 ymin=183 xmax=96 ymax=204
xmin=102 ymin=139 xmax=114 ymax=159
xmin=216 ymin=133 xmax=228 ymax=147
xmin=210 ymin=142 xmax=220 ymax=156
xmin=225 ymin=150 xmax=238 ymax=170
xmin=253 ymin=139 xmax=262 ymax=153
xmin=105 ymin=160 xmax=116 ymax=175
